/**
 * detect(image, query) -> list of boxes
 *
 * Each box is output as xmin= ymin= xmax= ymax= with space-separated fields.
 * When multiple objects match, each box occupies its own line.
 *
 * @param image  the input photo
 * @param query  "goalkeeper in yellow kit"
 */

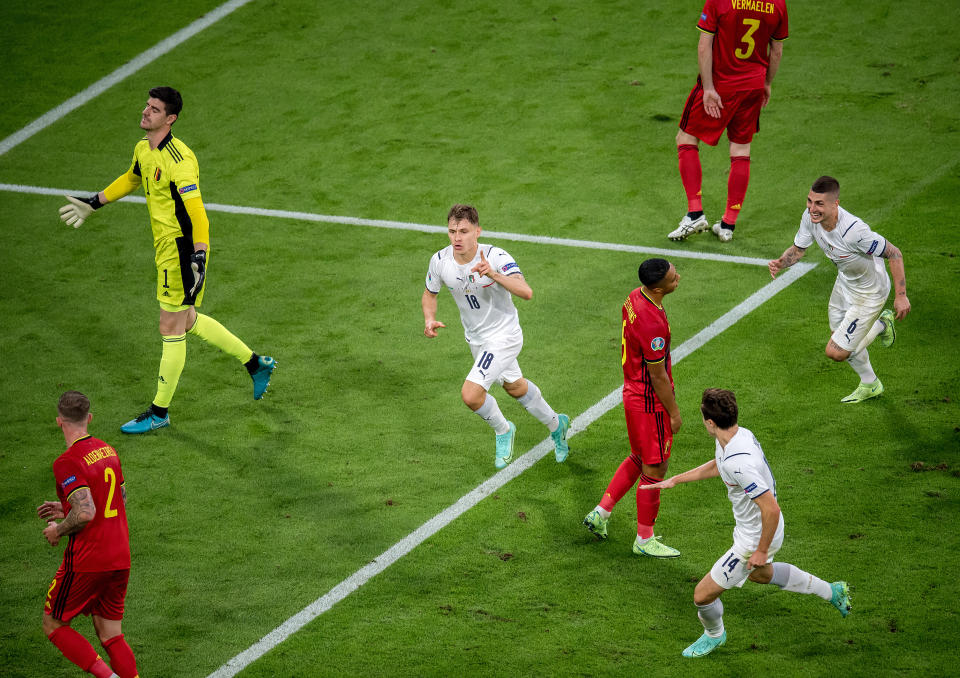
xmin=59 ymin=87 xmax=276 ymax=434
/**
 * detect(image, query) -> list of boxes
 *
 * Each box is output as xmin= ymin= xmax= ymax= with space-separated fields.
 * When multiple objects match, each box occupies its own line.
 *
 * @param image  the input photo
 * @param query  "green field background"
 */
xmin=1 ymin=1 xmax=958 ymax=676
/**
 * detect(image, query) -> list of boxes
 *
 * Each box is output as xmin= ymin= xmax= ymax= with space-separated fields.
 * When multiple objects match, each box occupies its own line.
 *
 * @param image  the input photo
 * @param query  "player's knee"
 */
xmin=42 ymin=614 xmax=61 ymax=636
xmin=825 ymin=345 xmax=848 ymax=362
xmin=461 ymin=386 xmax=484 ymax=410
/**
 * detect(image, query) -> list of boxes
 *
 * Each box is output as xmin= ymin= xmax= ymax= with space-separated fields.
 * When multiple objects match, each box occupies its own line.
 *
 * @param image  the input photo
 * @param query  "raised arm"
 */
xmin=880 ymin=241 xmax=910 ymax=319
xmin=768 ymin=244 xmax=807 ymax=278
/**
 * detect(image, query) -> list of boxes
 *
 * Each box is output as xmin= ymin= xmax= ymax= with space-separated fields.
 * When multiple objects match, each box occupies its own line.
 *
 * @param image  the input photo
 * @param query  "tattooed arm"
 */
xmin=768 ymin=244 xmax=807 ymax=279
xmin=881 ymin=241 xmax=910 ymax=319
xmin=43 ymin=487 xmax=96 ymax=546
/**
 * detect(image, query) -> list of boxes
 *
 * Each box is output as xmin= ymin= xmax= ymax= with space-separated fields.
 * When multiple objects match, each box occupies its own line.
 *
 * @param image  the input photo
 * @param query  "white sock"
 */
xmin=474 ymin=393 xmax=510 ymax=435
xmin=696 ymin=598 xmax=725 ymax=637
xmin=770 ymin=562 xmax=833 ymax=600
xmin=594 ymin=505 xmax=611 ymax=520
xmin=847 ymin=348 xmax=878 ymax=384
xmin=853 ymin=318 xmax=887 ymax=352
xmin=516 ymin=380 xmax=559 ymax=431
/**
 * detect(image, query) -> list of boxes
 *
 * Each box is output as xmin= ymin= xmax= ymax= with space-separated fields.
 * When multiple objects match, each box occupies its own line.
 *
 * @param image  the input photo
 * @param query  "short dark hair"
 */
xmin=447 ymin=204 xmax=479 ymax=226
xmin=811 ymin=175 xmax=840 ymax=197
xmin=58 ymin=391 xmax=91 ymax=423
xmin=638 ymin=258 xmax=671 ymax=288
xmin=700 ymin=388 xmax=738 ymax=429
xmin=149 ymin=86 xmax=183 ymax=118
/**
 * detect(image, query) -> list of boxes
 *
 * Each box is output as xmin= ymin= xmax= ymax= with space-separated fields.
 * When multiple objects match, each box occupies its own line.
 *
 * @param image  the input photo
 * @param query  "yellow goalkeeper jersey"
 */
xmin=126 ymin=132 xmax=203 ymax=248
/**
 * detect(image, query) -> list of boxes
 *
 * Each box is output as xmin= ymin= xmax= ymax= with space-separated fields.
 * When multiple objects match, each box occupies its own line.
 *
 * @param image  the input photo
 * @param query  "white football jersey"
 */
xmin=794 ymin=206 xmax=890 ymax=301
xmin=715 ymin=426 xmax=784 ymax=553
xmin=425 ymin=244 xmax=523 ymax=345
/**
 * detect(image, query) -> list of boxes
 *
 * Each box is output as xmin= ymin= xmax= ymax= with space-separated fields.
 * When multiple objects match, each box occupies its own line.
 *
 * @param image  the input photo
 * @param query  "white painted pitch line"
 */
xmin=207 ymin=261 xmax=816 ymax=678
xmin=3 ymin=182 xmax=772 ymax=267
xmin=0 ymin=0 xmax=255 ymax=158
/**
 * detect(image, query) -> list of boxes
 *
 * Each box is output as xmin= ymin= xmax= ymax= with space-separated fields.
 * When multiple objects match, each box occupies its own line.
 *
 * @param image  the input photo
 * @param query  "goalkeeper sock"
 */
xmin=188 ymin=313 xmax=253 ymax=363
xmin=153 ymin=334 xmax=186 ymax=409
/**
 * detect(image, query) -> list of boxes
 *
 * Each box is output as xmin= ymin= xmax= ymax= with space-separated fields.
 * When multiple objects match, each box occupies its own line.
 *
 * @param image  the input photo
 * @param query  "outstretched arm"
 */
xmin=881 ymin=241 xmax=910 ymax=319
xmin=641 ymin=458 xmax=719 ymax=491
xmin=768 ymin=244 xmax=807 ymax=278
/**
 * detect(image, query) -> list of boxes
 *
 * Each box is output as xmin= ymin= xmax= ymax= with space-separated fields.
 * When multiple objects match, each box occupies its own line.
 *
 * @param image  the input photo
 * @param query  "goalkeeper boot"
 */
xmin=682 ymin=631 xmax=727 ymax=658
xmin=552 ymin=413 xmax=571 ymax=463
xmin=830 ymin=581 xmax=852 ymax=617
xmin=840 ymin=379 xmax=883 ymax=403
xmin=121 ymin=408 xmax=170 ymax=434
xmin=251 ymin=356 xmax=277 ymax=400
xmin=494 ymin=421 xmax=516 ymax=469
xmin=668 ymin=214 xmax=709 ymax=241
xmin=878 ymin=309 xmax=896 ymax=348
xmin=632 ymin=535 xmax=680 ymax=558
xmin=582 ymin=510 xmax=609 ymax=539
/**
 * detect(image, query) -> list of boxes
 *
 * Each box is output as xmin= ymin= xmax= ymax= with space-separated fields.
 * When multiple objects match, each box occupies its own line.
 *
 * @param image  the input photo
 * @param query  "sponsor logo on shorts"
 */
xmin=61 ymin=475 xmax=77 ymax=490
xmin=650 ymin=337 xmax=665 ymax=351
xmin=178 ymin=183 xmax=197 ymax=195
xmin=744 ymin=482 xmax=758 ymax=493
xmin=867 ymin=239 xmax=879 ymax=255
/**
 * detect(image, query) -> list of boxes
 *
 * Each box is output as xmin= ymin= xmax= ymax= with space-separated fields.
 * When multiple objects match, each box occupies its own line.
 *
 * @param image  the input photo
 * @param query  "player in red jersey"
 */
xmin=39 ymin=392 xmax=139 ymax=678
xmin=668 ymin=0 xmax=789 ymax=244
xmin=583 ymin=258 xmax=683 ymax=557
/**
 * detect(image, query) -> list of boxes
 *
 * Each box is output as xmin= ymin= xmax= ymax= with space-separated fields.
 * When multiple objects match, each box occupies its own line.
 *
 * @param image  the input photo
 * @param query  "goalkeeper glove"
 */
xmin=58 ymin=194 xmax=103 ymax=228
xmin=189 ymin=250 xmax=206 ymax=297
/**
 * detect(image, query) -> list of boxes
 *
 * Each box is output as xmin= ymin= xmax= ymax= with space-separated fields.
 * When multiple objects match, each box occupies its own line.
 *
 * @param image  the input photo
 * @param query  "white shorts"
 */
xmin=709 ymin=532 xmax=784 ymax=590
xmin=465 ymin=336 xmax=523 ymax=391
xmin=828 ymin=283 xmax=886 ymax=353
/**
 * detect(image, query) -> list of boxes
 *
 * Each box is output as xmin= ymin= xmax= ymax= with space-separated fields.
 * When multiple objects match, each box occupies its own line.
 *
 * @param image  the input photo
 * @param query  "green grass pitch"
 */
xmin=1 ymin=0 xmax=958 ymax=676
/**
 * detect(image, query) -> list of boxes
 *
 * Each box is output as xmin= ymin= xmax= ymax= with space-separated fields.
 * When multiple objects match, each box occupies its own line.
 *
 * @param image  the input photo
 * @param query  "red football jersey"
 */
xmin=52 ymin=435 xmax=131 ymax=572
xmin=621 ymin=287 xmax=673 ymax=411
xmin=697 ymin=0 xmax=789 ymax=93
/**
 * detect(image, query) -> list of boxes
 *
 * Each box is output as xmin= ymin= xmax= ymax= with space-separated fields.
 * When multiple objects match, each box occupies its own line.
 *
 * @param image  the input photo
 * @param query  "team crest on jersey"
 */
xmin=61 ymin=475 xmax=77 ymax=490
xmin=178 ymin=183 xmax=197 ymax=195
xmin=650 ymin=337 xmax=665 ymax=351
xmin=154 ymin=168 xmax=162 ymax=182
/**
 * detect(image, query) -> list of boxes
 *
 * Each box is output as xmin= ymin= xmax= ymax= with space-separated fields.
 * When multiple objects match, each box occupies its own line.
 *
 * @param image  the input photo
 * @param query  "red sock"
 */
xmin=599 ymin=454 xmax=643 ymax=512
xmin=723 ymin=155 xmax=751 ymax=225
xmin=677 ymin=144 xmax=703 ymax=212
xmin=635 ymin=473 xmax=662 ymax=538
xmin=48 ymin=626 xmax=112 ymax=677
xmin=103 ymin=634 xmax=138 ymax=678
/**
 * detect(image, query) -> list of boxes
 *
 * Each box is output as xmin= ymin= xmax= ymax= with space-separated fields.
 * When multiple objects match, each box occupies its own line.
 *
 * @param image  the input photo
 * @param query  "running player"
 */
xmin=421 ymin=204 xmax=570 ymax=469
xmin=768 ymin=175 xmax=910 ymax=402
xmin=668 ymin=0 xmax=789 ymax=243
xmin=39 ymin=392 xmax=139 ymax=677
xmin=57 ymin=87 xmax=276 ymax=434
xmin=583 ymin=258 xmax=682 ymax=558
xmin=642 ymin=388 xmax=851 ymax=658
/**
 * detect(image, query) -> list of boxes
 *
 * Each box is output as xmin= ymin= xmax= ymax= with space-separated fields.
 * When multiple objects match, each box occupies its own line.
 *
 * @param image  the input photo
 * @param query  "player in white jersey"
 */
xmin=769 ymin=176 xmax=910 ymax=403
xmin=421 ymin=204 xmax=570 ymax=469
xmin=642 ymin=389 xmax=851 ymax=658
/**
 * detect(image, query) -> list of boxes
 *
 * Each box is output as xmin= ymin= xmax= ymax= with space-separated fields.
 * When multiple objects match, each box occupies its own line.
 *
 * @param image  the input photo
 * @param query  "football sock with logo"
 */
xmin=599 ymin=453 xmax=643 ymax=512
xmin=696 ymin=598 xmax=725 ymax=637
xmin=475 ymin=393 xmax=510 ymax=435
xmin=635 ymin=473 xmax=662 ymax=539
xmin=102 ymin=634 xmax=138 ymax=678
xmin=515 ymin=381 xmax=560 ymax=431
xmin=853 ymin=318 xmax=887 ymax=352
xmin=770 ymin=562 xmax=833 ymax=600
xmin=153 ymin=334 xmax=186 ymax=408
xmin=678 ymin=144 xmax=703 ymax=212
xmin=723 ymin=155 xmax=750 ymax=225
xmin=846 ymin=348 xmax=878 ymax=384
xmin=48 ymin=627 xmax=113 ymax=677
xmin=187 ymin=313 xmax=253 ymax=363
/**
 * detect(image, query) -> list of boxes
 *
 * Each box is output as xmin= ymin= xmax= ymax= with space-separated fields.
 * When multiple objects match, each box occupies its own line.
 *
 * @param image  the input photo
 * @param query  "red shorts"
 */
xmin=679 ymin=81 xmax=765 ymax=146
xmin=623 ymin=397 xmax=673 ymax=465
xmin=44 ymin=567 xmax=129 ymax=622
